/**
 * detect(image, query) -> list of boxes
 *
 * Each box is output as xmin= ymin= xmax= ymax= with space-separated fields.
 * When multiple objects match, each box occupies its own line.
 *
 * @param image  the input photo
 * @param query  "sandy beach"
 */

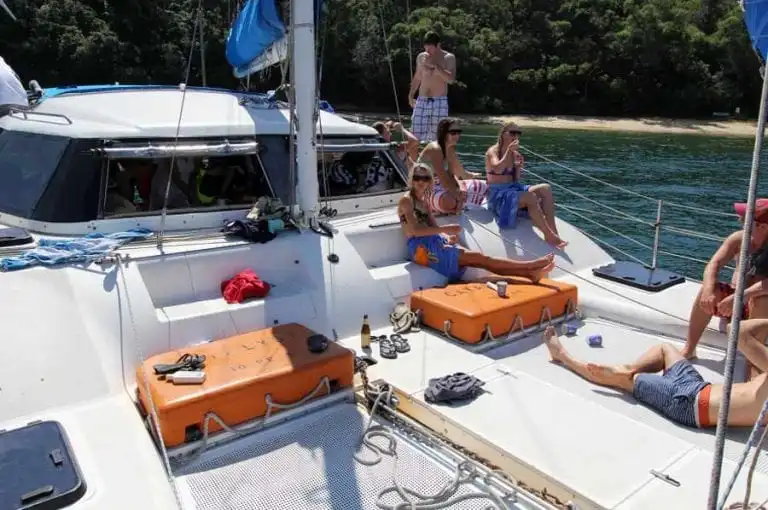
xmin=462 ymin=114 xmax=758 ymax=137
xmin=343 ymin=109 xmax=759 ymax=137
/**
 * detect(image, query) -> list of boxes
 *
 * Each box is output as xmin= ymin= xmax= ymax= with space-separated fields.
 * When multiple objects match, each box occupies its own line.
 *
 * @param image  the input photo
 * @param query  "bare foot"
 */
xmin=545 ymin=234 xmax=567 ymax=249
xmin=680 ymin=346 xmax=697 ymax=360
xmin=527 ymin=260 xmax=555 ymax=282
xmin=585 ymin=363 xmax=634 ymax=389
xmin=543 ymin=325 xmax=565 ymax=362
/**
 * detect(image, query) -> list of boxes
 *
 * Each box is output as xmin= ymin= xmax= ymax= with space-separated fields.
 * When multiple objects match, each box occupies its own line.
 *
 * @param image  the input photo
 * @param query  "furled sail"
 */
xmin=226 ymin=0 xmax=287 ymax=77
xmin=743 ymin=0 xmax=768 ymax=60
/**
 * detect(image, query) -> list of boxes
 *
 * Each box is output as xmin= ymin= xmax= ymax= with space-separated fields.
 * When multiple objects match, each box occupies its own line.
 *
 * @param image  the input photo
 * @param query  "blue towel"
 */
xmin=407 ymin=235 xmax=465 ymax=281
xmin=487 ymin=182 xmax=530 ymax=229
xmin=0 ymin=228 xmax=153 ymax=271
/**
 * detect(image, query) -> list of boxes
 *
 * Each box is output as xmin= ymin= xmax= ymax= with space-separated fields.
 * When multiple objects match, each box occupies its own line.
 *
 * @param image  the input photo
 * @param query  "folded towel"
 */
xmin=0 ymin=228 xmax=153 ymax=271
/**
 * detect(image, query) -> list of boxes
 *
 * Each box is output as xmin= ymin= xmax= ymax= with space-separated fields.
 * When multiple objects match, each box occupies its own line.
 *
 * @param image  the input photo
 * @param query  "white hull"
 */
xmin=1 ymin=204 xmax=763 ymax=509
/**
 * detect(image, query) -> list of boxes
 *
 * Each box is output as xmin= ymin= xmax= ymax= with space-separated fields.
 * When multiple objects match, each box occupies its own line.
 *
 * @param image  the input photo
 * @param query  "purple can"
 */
xmin=561 ymin=323 xmax=578 ymax=336
xmin=588 ymin=334 xmax=603 ymax=347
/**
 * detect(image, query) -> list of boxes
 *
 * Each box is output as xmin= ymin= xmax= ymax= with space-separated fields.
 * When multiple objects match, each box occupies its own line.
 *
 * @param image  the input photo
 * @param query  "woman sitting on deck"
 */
xmin=398 ymin=162 xmax=555 ymax=282
xmin=485 ymin=123 xmax=566 ymax=248
xmin=418 ymin=117 xmax=488 ymax=214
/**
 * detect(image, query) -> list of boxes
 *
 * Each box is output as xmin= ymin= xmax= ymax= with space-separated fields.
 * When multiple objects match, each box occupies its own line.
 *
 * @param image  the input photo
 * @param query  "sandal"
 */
xmin=379 ymin=337 xmax=398 ymax=359
xmin=371 ymin=335 xmax=388 ymax=343
xmin=390 ymin=334 xmax=411 ymax=353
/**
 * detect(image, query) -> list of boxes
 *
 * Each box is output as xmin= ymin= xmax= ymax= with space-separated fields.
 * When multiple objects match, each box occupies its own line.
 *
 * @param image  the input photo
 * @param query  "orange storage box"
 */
xmin=136 ymin=323 xmax=354 ymax=447
xmin=410 ymin=278 xmax=578 ymax=344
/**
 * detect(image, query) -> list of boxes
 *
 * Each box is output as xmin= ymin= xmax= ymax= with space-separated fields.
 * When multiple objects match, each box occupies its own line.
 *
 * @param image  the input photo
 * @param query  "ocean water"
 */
xmin=455 ymin=124 xmax=768 ymax=280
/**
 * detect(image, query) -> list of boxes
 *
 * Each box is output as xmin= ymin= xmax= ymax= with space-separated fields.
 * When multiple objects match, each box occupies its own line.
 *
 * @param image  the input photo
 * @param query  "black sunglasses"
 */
xmin=507 ymin=130 xmax=522 ymax=136
xmin=412 ymin=174 xmax=432 ymax=182
xmin=447 ymin=129 xmax=463 ymax=135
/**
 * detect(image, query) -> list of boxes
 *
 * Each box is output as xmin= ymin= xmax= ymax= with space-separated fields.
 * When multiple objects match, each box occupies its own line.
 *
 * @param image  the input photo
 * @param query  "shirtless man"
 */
xmin=681 ymin=199 xmax=768 ymax=359
xmin=407 ymin=31 xmax=456 ymax=142
xmin=542 ymin=323 xmax=768 ymax=428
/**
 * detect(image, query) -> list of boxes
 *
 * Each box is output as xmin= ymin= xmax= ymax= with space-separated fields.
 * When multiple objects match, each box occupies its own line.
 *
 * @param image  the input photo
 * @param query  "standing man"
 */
xmin=407 ymin=31 xmax=456 ymax=142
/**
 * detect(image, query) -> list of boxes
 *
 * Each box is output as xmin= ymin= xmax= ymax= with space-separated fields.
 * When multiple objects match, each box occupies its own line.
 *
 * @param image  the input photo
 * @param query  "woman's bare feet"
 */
xmin=544 ymin=234 xmax=568 ymax=249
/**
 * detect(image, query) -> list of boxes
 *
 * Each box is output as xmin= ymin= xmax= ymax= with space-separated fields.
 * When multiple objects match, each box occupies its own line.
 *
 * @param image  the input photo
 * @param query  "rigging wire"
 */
xmin=157 ymin=0 xmax=203 ymax=250
xmin=373 ymin=0 xmax=402 ymax=123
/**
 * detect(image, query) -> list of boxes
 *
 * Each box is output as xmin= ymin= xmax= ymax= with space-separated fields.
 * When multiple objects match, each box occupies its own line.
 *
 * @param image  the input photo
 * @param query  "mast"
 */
xmin=291 ymin=0 xmax=319 ymax=218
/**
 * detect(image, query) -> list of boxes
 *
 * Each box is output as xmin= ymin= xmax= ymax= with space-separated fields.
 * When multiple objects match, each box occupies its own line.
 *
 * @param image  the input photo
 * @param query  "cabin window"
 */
xmin=317 ymin=149 xmax=407 ymax=198
xmin=102 ymin=153 xmax=273 ymax=217
xmin=0 ymin=131 xmax=69 ymax=218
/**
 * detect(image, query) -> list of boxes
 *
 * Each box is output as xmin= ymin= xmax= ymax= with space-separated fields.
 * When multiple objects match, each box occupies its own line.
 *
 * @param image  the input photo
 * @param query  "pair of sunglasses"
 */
xmin=448 ymin=129 xmax=462 ymax=135
xmin=507 ymin=130 xmax=522 ymax=136
xmin=413 ymin=174 xmax=432 ymax=182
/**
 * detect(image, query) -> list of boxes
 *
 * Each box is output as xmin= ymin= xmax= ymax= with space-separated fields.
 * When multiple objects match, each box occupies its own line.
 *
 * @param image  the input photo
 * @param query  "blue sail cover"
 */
xmin=226 ymin=0 xmax=286 ymax=75
xmin=743 ymin=0 xmax=768 ymax=60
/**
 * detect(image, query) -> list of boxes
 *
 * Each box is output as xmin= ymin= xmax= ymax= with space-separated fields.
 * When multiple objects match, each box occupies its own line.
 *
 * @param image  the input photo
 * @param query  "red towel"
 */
xmin=220 ymin=269 xmax=271 ymax=304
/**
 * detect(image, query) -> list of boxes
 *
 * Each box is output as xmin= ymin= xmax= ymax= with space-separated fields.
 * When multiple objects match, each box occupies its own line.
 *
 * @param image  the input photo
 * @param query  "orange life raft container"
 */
xmin=136 ymin=323 xmax=354 ymax=447
xmin=410 ymin=278 xmax=578 ymax=344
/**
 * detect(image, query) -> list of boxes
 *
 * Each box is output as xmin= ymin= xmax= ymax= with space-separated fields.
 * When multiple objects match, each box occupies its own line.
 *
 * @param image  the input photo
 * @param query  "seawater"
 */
xmin=456 ymin=124 xmax=767 ymax=280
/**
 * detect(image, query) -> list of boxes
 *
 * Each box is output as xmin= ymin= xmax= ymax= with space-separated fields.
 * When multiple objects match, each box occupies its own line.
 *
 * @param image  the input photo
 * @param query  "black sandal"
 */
xmin=390 ymin=334 xmax=411 ymax=353
xmin=379 ymin=337 xmax=398 ymax=359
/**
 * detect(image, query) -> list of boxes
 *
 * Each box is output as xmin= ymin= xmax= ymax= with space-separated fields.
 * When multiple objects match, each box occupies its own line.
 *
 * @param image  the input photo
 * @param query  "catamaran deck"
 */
xmin=341 ymin=317 xmax=768 ymax=509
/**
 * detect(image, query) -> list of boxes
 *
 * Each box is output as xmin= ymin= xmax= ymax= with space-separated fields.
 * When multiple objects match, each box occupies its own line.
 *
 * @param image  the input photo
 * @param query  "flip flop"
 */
xmin=371 ymin=335 xmax=387 ymax=343
xmin=379 ymin=338 xmax=398 ymax=359
xmin=390 ymin=334 xmax=411 ymax=353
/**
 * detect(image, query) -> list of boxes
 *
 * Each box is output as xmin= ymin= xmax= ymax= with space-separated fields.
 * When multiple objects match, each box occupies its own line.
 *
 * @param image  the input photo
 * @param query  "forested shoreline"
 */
xmin=0 ymin=0 xmax=763 ymax=118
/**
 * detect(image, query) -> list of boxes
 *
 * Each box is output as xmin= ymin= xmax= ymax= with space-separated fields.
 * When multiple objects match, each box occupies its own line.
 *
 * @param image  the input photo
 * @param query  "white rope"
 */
xmin=372 ymin=0 xmax=402 ymax=122
xmin=355 ymin=384 xmax=508 ymax=509
xmin=116 ymin=256 xmax=183 ymax=509
xmin=742 ymin=421 xmax=768 ymax=508
xmin=718 ymin=397 xmax=768 ymax=509
xmin=157 ymin=0 xmax=203 ymax=250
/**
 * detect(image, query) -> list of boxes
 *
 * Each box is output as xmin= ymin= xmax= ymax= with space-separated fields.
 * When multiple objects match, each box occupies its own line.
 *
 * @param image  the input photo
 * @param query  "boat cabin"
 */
xmin=0 ymin=85 xmax=408 ymax=235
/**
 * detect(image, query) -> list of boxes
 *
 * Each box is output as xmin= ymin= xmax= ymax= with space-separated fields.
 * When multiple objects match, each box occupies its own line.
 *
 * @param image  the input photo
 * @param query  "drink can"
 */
xmin=561 ymin=323 xmax=578 ymax=336
xmin=588 ymin=334 xmax=603 ymax=347
xmin=496 ymin=281 xmax=507 ymax=297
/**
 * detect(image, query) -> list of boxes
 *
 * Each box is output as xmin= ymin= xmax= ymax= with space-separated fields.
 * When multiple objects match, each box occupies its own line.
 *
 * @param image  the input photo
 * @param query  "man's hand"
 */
xmin=391 ymin=122 xmax=403 ymax=132
xmin=408 ymin=97 xmax=416 ymax=108
xmin=699 ymin=288 xmax=718 ymax=315
xmin=717 ymin=294 xmax=734 ymax=318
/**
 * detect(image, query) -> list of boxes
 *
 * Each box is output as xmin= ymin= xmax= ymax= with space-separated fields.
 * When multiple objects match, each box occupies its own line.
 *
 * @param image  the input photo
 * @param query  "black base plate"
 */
xmin=592 ymin=261 xmax=686 ymax=292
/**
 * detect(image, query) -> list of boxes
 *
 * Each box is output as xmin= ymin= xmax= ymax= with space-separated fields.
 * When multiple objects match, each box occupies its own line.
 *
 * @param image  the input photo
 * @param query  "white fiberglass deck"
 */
xmin=342 ymin=318 xmax=768 ymax=509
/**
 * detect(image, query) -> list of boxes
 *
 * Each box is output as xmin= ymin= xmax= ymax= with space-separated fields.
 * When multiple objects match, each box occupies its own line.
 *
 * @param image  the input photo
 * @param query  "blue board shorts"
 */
xmin=407 ymin=235 xmax=465 ymax=281
xmin=632 ymin=359 xmax=711 ymax=428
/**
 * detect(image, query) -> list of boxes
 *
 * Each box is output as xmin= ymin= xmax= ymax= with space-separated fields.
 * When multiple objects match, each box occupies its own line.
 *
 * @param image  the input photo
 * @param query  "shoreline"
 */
xmin=341 ymin=110 xmax=758 ymax=137
xmin=471 ymin=114 xmax=758 ymax=137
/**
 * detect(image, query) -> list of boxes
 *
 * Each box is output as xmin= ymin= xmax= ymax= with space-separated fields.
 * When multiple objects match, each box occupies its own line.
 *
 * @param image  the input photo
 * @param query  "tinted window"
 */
xmin=0 ymin=131 xmax=69 ymax=217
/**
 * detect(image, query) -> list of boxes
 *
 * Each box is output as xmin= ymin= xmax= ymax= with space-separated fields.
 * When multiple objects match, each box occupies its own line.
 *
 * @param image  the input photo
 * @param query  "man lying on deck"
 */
xmin=681 ymin=199 xmax=768 ymax=359
xmin=398 ymin=162 xmax=555 ymax=282
xmin=542 ymin=323 xmax=768 ymax=428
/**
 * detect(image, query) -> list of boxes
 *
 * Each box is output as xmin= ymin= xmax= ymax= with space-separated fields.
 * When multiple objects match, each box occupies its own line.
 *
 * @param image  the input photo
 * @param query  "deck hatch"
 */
xmin=0 ymin=420 xmax=86 ymax=510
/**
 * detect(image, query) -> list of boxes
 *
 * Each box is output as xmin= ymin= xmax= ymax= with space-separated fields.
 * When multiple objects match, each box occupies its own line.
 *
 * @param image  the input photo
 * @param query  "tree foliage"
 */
xmin=0 ymin=0 xmax=762 ymax=117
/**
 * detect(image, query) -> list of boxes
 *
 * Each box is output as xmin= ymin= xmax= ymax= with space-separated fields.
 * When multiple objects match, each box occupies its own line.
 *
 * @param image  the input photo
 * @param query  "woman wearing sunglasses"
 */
xmin=398 ymin=162 xmax=555 ymax=282
xmin=485 ymin=122 xmax=566 ymax=249
xmin=417 ymin=117 xmax=488 ymax=215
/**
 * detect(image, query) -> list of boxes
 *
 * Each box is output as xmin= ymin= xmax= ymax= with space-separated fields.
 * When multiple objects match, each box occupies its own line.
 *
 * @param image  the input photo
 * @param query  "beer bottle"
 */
xmin=361 ymin=315 xmax=371 ymax=349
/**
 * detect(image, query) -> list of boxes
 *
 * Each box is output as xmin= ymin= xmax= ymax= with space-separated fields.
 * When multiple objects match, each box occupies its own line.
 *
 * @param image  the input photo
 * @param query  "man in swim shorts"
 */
xmin=681 ymin=199 xmax=768 ymax=359
xmin=542 ymin=323 xmax=768 ymax=428
xmin=407 ymin=31 xmax=456 ymax=142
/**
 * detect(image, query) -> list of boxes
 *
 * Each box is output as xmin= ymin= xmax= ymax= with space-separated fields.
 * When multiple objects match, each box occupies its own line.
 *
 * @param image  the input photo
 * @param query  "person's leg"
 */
xmin=736 ymin=317 xmax=768 ymax=375
xmin=527 ymin=183 xmax=560 ymax=235
xmin=458 ymin=249 xmax=554 ymax=281
xmin=518 ymin=191 xmax=566 ymax=248
xmin=411 ymin=98 xmax=428 ymax=141
xmin=425 ymin=99 xmax=440 ymax=143
xmin=681 ymin=284 xmax=727 ymax=359
xmin=542 ymin=326 xmax=635 ymax=392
